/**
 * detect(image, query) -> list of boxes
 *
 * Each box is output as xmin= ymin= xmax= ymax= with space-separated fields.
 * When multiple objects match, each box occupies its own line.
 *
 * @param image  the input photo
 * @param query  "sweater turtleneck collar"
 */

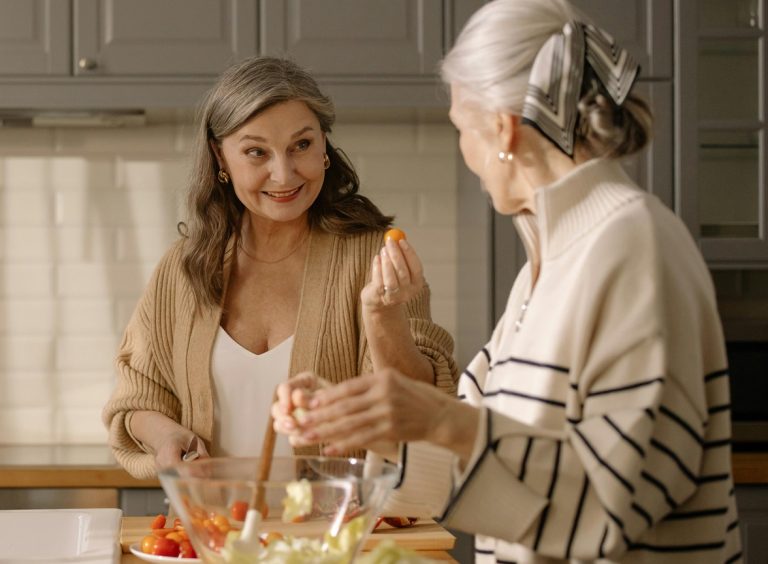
xmin=512 ymin=158 xmax=643 ymax=268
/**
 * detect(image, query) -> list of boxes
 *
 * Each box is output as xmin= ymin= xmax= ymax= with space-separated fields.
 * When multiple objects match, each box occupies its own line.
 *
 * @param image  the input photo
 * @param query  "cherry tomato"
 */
xmin=384 ymin=228 xmax=406 ymax=242
xmin=179 ymin=540 xmax=197 ymax=558
xmin=230 ymin=500 xmax=248 ymax=522
xmin=262 ymin=531 xmax=283 ymax=545
xmin=140 ymin=535 xmax=157 ymax=554
xmin=152 ymin=536 xmax=180 ymax=557
xmin=151 ymin=528 xmax=177 ymax=538
xmin=212 ymin=513 xmax=231 ymax=533
xmin=150 ymin=514 xmax=166 ymax=530
xmin=382 ymin=516 xmax=418 ymax=528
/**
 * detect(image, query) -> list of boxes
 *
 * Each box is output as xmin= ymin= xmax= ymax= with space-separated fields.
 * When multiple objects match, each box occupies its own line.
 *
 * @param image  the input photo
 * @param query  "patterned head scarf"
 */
xmin=521 ymin=21 xmax=640 ymax=156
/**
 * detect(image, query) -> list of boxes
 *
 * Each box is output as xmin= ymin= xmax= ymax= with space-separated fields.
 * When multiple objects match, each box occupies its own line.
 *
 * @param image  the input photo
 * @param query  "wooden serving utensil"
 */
xmin=253 ymin=412 xmax=277 ymax=514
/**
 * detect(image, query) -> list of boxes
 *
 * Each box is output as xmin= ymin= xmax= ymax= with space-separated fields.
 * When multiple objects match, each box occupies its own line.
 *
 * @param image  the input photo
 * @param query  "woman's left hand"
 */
xmin=291 ymin=369 xmax=478 ymax=460
xmin=361 ymin=238 xmax=425 ymax=311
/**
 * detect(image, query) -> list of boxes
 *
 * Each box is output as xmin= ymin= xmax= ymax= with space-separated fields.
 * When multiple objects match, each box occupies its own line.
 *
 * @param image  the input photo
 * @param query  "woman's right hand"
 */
xmin=129 ymin=411 xmax=209 ymax=470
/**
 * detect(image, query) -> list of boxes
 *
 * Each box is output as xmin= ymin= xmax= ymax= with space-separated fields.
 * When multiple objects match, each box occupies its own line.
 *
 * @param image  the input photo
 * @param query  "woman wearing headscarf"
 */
xmin=273 ymin=1 xmax=742 ymax=562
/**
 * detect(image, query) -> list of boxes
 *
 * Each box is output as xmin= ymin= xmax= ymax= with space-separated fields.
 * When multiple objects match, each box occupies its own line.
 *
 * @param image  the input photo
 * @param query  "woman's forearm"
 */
xmin=362 ymin=305 xmax=434 ymax=384
xmin=429 ymin=397 xmax=482 ymax=466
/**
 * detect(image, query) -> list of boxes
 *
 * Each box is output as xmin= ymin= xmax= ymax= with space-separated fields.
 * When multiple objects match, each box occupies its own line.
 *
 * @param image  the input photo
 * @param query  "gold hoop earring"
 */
xmin=498 ymin=151 xmax=514 ymax=163
xmin=217 ymin=169 xmax=230 ymax=184
xmin=323 ymin=154 xmax=330 ymax=170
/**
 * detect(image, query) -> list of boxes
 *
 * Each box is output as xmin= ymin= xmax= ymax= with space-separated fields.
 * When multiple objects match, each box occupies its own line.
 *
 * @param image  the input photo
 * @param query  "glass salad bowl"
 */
xmin=158 ymin=456 xmax=400 ymax=564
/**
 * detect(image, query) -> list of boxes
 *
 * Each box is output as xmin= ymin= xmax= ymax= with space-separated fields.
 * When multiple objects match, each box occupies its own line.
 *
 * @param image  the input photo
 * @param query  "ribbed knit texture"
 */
xmin=103 ymin=228 xmax=458 ymax=479
xmin=387 ymin=159 xmax=742 ymax=564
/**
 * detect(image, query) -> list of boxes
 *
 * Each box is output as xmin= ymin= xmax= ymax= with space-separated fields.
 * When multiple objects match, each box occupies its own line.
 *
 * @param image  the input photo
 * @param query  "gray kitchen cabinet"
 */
xmin=676 ymin=0 xmax=768 ymax=266
xmin=736 ymin=485 xmax=768 ymax=564
xmin=260 ymin=0 xmax=442 ymax=78
xmin=73 ymin=0 xmax=257 ymax=77
xmin=0 ymin=0 xmax=70 ymax=75
xmin=570 ymin=0 xmax=672 ymax=78
xmin=259 ymin=0 xmax=452 ymax=107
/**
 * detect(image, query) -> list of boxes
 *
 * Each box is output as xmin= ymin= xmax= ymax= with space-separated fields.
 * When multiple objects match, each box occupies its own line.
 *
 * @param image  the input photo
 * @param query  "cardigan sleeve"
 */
xmin=101 ymin=244 xmax=184 ymax=479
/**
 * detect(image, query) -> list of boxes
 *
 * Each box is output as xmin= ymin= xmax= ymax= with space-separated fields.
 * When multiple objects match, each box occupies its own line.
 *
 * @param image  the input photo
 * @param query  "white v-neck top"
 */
xmin=211 ymin=327 xmax=294 ymax=457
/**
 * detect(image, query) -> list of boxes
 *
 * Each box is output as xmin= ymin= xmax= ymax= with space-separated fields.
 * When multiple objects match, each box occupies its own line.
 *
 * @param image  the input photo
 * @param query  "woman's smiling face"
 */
xmin=214 ymin=100 xmax=326 ymax=225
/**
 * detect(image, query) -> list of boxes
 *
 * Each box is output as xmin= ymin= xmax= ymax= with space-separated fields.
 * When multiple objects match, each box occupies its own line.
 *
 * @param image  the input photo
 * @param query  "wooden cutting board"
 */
xmin=120 ymin=516 xmax=455 ymax=553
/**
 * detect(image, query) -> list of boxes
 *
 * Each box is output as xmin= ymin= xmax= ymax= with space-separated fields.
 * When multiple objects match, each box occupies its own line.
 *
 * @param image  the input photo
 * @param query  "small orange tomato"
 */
xmin=261 ymin=531 xmax=284 ymax=545
xmin=230 ymin=500 xmax=248 ymax=522
xmin=384 ymin=228 xmax=406 ymax=243
xmin=140 ymin=535 xmax=157 ymax=554
xmin=151 ymin=528 xmax=177 ymax=538
xmin=212 ymin=513 xmax=230 ymax=533
xmin=179 ymin=540 xmax=197 ymax=558
xmin=150 ymin=514 xmax=166 ymax=530
xmin=165 ymin=531 xmax=184 ymax=544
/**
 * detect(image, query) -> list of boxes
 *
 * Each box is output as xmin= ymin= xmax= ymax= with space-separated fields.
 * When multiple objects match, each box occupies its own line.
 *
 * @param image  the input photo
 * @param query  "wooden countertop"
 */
xmin=121 ymin=516 xmax=457 ymax=562
xmin=0 ymin=446 xmax=766 ymax=488
xmin=0 ymin=445 xmax=159 ymax=488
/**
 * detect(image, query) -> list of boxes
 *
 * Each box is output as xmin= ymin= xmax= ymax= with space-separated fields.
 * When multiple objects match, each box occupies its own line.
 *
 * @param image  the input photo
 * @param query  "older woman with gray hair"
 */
xmin=273 ymin=0 xmax=742 ymax=562
xmin=102 ymin=56 xmax=458 ymax=479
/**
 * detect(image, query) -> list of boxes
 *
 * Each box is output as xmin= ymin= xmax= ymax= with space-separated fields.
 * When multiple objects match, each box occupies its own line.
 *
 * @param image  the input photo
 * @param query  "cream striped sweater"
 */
xmin=102 ymin=228 xmax=458 ymax=479
xmin=383 ymin=159 xmax=742 ymax=563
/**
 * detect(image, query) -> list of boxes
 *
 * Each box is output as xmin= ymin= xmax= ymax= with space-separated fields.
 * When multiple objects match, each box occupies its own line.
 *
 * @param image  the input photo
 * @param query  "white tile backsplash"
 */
xmin=0 ymin=118 xmax=459 ymax=444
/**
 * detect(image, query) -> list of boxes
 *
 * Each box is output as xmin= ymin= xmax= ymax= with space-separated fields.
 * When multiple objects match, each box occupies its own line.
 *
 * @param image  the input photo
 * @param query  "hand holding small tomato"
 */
xmin=361 ymin=229 xmax=425 ymax=311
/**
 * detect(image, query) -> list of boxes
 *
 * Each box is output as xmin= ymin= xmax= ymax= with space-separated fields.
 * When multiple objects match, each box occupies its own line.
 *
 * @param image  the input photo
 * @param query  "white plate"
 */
xmin=0 ymin=508 xmax=122 ymax=563
xmin=129 ymin=543 xmax=201 ymax=563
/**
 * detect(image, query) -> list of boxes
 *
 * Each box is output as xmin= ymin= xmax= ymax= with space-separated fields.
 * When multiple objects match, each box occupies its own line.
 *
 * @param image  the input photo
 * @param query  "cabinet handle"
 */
xmin=78 ymin=58 xmax=98 ymax=71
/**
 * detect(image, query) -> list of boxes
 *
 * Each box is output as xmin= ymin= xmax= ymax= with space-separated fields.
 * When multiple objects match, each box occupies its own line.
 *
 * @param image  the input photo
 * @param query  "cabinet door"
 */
xmin=260 ymin=0 xmax=443 ymax=77
xmin=73 ymin=0 xmax=257 ymax=76
xmin=677 ymin=0 xmax=768 ymax=265
xmin=569 ymin=0 xmax=671 ymax=79
xmin=0 ymin=0 xmax=70 ymax=75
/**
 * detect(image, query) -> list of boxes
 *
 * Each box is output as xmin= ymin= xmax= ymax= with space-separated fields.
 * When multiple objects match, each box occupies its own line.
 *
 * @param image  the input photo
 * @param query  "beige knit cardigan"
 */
xmin=102 ymin=228 xmax=458 ymax=479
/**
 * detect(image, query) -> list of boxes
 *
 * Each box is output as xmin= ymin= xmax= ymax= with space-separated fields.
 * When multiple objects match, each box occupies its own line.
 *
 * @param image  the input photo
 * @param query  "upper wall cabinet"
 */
xmin=0 ymin=0 xmax=70 ymax=75
xmin=0 ymin=0 xmax=479 ymax=110
xmin=570 ymin=0 xmax=672 ymax=79
xmin=260 ymin=0 xmax=448 ymax=107
xmin=73 ymin=0 xmax=256 ymax=76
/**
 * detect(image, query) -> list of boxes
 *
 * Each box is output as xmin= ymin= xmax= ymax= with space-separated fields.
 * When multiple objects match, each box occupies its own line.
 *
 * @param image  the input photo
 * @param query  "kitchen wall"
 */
xmin=0 ymin=115 xmax=459 ymax=445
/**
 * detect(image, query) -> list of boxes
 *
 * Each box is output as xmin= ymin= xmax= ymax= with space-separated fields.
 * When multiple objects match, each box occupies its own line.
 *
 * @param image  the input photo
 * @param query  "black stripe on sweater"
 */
xmin=724 ymin=552 xmax=743 ymax=564
xmin=704 ymin=438 xmax=731 ymax=449
xmin=628 ymin=540 xmax=725 ymax=552
xmin=663 ymin=507 xmax=728 ymax=520
xmin=650 ymin=438 xmax=698 ymax=483
xmin=708 ymin=404 xmax=731 ymax=415
xmin=573 ymin=427 xmax=634 ymax=493
xmin=481 ymin=347 xmax=491 ymax=364
xmin=659 ymin=405 xmax=703 ymax=445
xmin=632 ymin=502 xmax=653 ymax=527
xmin=697 ymin=473 xmax=730 ymax=484
xmin=598 ymin=525 xmax=608 ymax=558
xmin=461 ymin=369 xmax=482 ymax=393
xmin=587 ymin=376 xmax=664 ymax=398
xmin=518 ymin=438 xmax=533 ymax=481
xmin=491 ymin=355 xmax=570 ymax=374
xmin=704 ymin=368 xmax=728 ymax=382
xmin=532 ymin=442 xmax=562 ymax=550
xmin=483 ymin=388 xmax=566 ymax=408
xmin=727 ymin=519 xmax=739 ymax=532
xmin=603 ymin=415 xmax=645 ymax=457
xmin=641 ymin=471 xmax=679 ymax=508
xmin=565 ymin=474 xmax=590 ymax=558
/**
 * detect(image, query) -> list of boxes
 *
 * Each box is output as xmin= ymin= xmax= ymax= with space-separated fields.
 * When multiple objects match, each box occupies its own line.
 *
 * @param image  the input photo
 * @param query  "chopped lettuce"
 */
xmin=281 ymin=478 xmax=313 ymax=523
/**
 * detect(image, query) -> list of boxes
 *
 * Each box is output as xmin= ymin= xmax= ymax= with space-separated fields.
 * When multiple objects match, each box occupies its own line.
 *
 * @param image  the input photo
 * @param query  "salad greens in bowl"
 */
xmin=158 ymin=456 xmax=401 ymax=564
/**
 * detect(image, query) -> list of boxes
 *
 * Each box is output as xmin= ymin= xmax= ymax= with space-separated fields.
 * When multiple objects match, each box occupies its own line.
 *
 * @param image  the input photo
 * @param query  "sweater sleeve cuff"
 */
xmin=124 ymin=411 xmax=151 ymax=454
xmin=439 ymin=408 xmax=548 ymax=542
xmin=381 ymin=441 xmax=454 ymax=518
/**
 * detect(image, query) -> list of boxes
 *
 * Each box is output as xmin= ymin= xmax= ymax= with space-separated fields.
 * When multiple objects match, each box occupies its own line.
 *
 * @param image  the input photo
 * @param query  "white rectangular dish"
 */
xmin=0 ymin=508 xmax=122 ymax=563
